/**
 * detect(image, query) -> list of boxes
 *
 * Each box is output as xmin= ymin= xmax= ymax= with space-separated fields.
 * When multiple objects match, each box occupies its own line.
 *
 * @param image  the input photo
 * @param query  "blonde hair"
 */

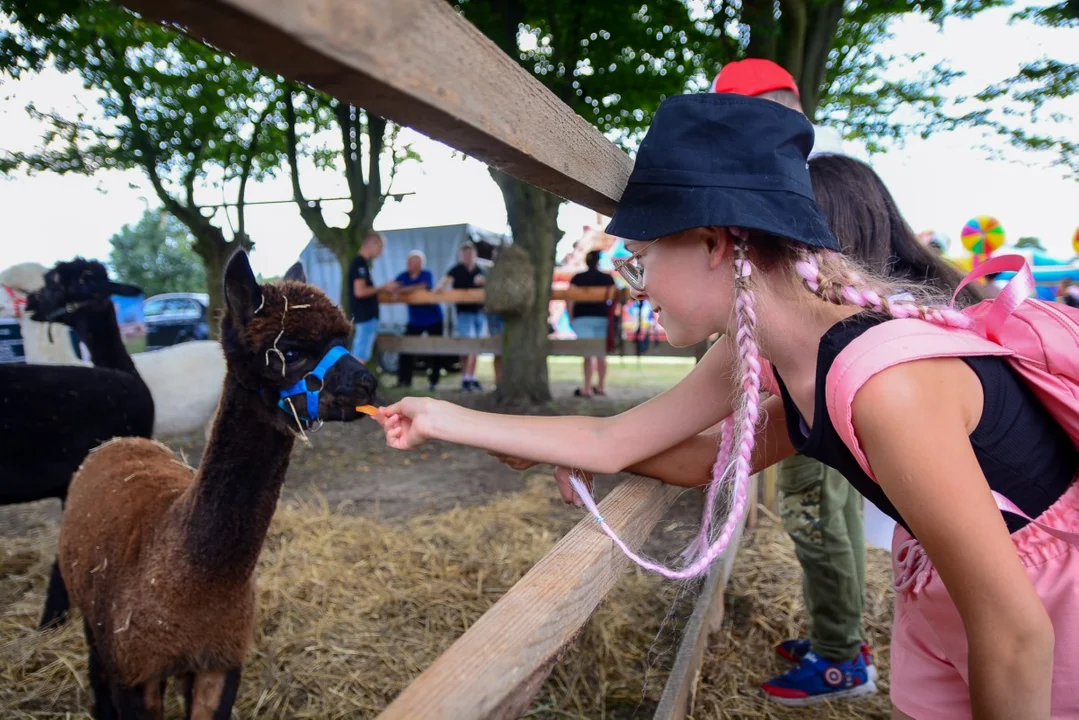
xmin=746 ymin=232 xmax=973 ymax=325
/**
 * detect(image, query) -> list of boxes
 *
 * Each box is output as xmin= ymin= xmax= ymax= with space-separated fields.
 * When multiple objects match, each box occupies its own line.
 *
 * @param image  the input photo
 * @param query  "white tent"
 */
xmin=297 ymin=223 xmax=508 ymax=332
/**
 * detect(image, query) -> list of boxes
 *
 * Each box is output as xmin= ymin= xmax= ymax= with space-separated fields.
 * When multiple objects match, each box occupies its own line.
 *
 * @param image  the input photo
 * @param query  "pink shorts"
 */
xmin=890 ymin=479 xmax=1079 ymax=719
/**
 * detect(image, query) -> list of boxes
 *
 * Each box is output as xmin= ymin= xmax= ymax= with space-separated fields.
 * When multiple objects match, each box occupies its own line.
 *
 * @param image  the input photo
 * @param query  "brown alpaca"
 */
xmin=59 ymin=252 xmax=378 ymax=719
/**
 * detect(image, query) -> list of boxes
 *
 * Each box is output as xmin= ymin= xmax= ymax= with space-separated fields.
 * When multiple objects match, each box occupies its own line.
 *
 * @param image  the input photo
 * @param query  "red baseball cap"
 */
xmin=710 ymin=58 xmax=799 ymax=98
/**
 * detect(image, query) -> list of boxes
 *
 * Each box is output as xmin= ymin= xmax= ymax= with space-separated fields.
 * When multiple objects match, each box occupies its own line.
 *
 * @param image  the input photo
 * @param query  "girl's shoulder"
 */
xmin=818 ymin=312 xmax=890 ymax=353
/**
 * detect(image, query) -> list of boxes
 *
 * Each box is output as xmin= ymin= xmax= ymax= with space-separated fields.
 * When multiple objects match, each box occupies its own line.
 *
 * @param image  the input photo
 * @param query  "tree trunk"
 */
xmin=744 ymin=1 xmax=780 ymax=62
xmin=489 ymin=169 xmax=561 ymax=404
xmin=797 ymin=1 xmax=844 ymax=120
xmin=188 ymin=223 xmax=250 ymax=339
xmin=306 ymin=226 xmax=364 ymax=309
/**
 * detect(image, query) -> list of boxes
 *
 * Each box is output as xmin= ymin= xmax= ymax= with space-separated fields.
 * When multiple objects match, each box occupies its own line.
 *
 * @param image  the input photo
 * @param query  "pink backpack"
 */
xmin=824 ymin=254 xmax=1079 ymax=544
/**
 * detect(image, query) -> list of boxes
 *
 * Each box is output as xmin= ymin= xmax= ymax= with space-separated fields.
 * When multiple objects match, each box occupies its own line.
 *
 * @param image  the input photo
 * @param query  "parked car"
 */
xmin=144 ymin=292 xmax=210 ymax=350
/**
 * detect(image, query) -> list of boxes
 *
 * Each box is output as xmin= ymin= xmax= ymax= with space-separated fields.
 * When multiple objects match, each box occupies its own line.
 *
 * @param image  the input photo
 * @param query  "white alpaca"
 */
xmin=1 ymin=263 xmax=226 ymax=438
xmin=1 ymin=262 xmax=88 ymax=366
xmin=133 ymin=340 xmax=225 ymax=436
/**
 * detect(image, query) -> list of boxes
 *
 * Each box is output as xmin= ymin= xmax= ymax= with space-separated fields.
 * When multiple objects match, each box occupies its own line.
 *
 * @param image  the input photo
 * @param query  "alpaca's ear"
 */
xmin=224 ymin=250 xmax=262 ymax=325
xmin=283 ymin=261 xmax=306 ymax=283
xmin=108 ymin=281 xmax=144 ymax=298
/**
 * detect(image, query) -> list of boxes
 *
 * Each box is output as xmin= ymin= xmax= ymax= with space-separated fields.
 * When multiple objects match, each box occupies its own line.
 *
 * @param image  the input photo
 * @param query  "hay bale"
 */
xmin=484 ymin=244 xmax=535 ymax=315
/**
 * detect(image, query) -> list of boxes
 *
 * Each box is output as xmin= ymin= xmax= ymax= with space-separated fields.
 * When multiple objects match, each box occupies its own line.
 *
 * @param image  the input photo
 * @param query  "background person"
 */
xmin=436 ymin=241 xmax=487 ymax=392
xmin=385 ymin=250 xmax=444 ymax=391
xmin=568 ymin=250 xmax=615 ymax=397
xmin=347 ymin=230 xmax=385 ymax=364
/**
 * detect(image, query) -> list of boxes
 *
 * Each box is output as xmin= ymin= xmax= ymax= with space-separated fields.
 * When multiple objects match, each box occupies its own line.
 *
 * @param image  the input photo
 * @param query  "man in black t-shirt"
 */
xmin=568 ymin=250 xmax=615 ymax=397
xmin=435 ymin=241 xmax=486 ymax=391
xmin=347 ymin=231 xmax=385 ymax=363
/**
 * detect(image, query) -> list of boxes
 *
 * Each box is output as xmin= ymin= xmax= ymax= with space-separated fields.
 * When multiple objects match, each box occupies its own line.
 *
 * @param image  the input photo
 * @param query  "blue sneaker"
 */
xmin=775 ymin=639 xmax=813 ymax=663
xmin=762 ymin=650 xmax=877 ymax=706
xmin=776 ymin=640 xmax=878 ymax=682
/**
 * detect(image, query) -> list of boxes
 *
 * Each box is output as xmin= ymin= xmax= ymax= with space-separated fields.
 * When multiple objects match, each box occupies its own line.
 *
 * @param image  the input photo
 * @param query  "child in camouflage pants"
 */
xmin=771 ymin=453 xmax=876 ymax=683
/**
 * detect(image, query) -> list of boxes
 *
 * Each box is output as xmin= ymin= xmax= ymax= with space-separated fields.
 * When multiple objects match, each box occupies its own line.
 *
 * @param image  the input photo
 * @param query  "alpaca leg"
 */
xmin=186 ymin=668 xmax=242 ymax=720
xmin=181 ymin=674 xmax=195 ymax=720
xmin=111 ymin=682 xmax=162 ymax=720
xmin=145 ymin=679 xmax=166 ymax=719
xmin=84 ymin=622 xmax=118 ymax=720
xmin=37 ymin=559 xmax=70 ymax=630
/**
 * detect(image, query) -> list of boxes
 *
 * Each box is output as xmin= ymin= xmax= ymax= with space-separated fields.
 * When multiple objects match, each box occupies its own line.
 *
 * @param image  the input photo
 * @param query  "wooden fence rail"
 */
xmin=123 ymin=0 xmax=632 ymax=214
xmin=376 ymin=286 xmax=625 ymax=306
xmin=375 ymin=335 xmax=699 ymax=358
xmin=654 ymin=475 xmax=756 ymax=720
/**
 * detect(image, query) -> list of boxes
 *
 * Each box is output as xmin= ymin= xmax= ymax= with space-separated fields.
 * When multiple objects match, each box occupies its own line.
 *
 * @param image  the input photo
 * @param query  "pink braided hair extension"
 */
xmin=568 ymin=239 xmax=761 ymax=580
xmin=681 ymin=415 xmax=734 ymax=563
xmin=794 ymin=251 xmax=973 ymax=329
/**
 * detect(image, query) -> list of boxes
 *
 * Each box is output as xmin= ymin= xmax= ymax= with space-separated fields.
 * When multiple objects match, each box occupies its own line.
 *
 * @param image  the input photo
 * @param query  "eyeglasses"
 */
xmin=612 ymin=239 xmax=659 ymax=291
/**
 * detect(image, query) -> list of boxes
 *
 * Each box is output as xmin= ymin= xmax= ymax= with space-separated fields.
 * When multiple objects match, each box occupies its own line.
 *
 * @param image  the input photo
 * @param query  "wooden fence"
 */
xmin=374 ymin=286 xmax=700 ymax=359
xmin=121 ymin=0 xmax=753 ymax=716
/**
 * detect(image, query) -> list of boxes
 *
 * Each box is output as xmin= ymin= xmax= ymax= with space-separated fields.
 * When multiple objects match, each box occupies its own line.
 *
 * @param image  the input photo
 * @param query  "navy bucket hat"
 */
xmin=606 ymin=93 xmax=841 ymax=252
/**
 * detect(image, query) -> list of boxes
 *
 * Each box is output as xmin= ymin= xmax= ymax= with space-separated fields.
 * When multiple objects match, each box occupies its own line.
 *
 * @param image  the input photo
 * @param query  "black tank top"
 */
xmin=772 ymin=313 xmax=1077 ymax=536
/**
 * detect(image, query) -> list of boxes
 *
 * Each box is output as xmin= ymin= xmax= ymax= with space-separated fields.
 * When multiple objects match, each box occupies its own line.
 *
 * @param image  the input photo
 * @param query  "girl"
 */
xmin=378 ymin=94 xmax=1078 ymax=719
xmin=755 ymin=152 xmax=990 ymax=704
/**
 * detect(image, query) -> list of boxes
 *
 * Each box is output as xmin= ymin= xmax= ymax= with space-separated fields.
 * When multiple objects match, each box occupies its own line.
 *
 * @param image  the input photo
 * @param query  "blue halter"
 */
xmin=277 ymin=345 xmax=351 ymax=426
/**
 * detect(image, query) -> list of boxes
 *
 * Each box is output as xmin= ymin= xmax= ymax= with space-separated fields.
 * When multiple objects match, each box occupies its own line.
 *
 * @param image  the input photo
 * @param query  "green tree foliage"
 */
xmin=109 ymin=209 xmax=208 ymax=296
xmin=699 ymin=0 xmax=1076 ymax=169
xmin=0 ymin=0 xmax=286 ymax=333
xmin=975 ymin=1 xmax=1078 ymax=174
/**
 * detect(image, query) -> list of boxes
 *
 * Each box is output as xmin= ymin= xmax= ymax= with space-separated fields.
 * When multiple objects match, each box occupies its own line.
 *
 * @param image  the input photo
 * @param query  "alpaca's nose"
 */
xmin=357 ymin=366 xmax=378 ymax=398
xmin=333 ymin=355 xmax=378 ymax=402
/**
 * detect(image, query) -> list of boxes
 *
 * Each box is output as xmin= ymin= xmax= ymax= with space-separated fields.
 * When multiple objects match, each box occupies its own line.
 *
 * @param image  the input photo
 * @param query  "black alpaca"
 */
xmin=0 ymin=259 xmax=153 ymax=629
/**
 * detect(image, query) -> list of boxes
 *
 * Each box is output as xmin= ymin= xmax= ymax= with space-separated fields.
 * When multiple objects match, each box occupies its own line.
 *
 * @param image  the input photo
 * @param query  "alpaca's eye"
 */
xmin=283 ymin=349 xmax=302 ymax=364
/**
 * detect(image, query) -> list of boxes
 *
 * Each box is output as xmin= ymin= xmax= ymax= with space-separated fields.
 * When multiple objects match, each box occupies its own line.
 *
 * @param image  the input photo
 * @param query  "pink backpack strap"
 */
xmin=951 ymin=254 xmax=1033 ymax=342
xmin=824 ymin=318 xmax=1010 ymax=482
xmin=760 ymin=358 xmax=780 ymax=396
xmin=825 ymin=318 xmax=1079 ymax=546
xmin=990 ymin=492 xmax=1079 ymax=544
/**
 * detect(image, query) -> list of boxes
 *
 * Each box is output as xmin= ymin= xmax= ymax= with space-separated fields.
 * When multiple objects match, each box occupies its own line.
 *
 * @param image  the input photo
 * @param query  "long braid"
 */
xmin=795 ymin=251 xmax=973 ymax=329
xmin=681 ymin=415 xmax=734 ymax=563
xmin=568 ymin=239 xmax=760 ymax=580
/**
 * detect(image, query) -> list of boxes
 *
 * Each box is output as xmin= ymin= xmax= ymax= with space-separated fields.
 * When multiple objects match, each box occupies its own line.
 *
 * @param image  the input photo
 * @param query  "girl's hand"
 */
xmin=553 ymin=466 xmax=594 ymax=507
xmin=378 ymin=397 xmax=438 ymax=450
xmin=487 ymin=454 xmax=594 ymax=506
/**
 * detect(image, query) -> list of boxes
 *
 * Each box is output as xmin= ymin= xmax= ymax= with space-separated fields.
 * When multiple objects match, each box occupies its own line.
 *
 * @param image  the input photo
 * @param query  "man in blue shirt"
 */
xmin=384 ymin=250 xmax=444 ymax=390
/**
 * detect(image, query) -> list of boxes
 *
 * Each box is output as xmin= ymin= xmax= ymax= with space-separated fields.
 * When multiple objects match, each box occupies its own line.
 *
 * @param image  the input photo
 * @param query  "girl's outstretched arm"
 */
xmin=853 ymin=358 xmax=1054 ymax=720
xmin=380 ymin=335 xmax=744 ymax=475
xmin=546 ymin=395 xmax=792 ymax=505
xmin=623 ymin=394 xmax=793 ymax=486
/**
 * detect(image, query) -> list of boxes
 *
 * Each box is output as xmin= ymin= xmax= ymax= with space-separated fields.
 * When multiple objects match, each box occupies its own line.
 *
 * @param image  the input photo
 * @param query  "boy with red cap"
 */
xmin=711 ymin=58 xmax=875 ymax=707
xmin=713 ymin=58 xmax=844 ymax=156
